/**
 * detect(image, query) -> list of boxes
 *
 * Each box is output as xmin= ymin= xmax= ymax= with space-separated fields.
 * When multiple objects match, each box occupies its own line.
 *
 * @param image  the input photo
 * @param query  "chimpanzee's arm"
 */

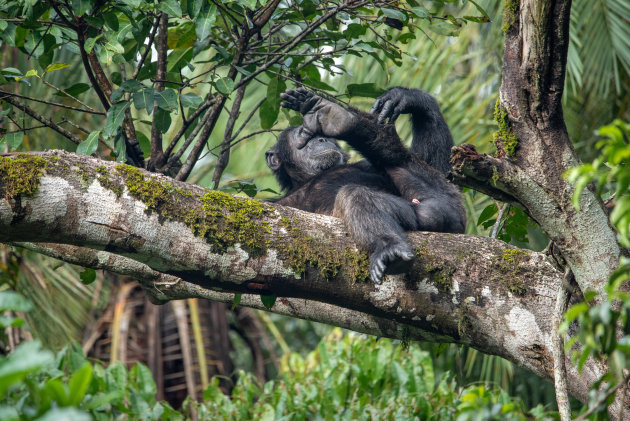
xmin=370 ymin=88 xmax=454 ymax=174
xmin=280 ymin=88 xmax=413 ymax=169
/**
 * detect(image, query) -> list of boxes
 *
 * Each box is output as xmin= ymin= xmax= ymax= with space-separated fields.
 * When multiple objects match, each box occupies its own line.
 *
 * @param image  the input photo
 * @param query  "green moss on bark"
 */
xmin=502 ymin=0 xmax=519 ymax=33
xmin=278 ymin=218 xmax=370 ymax=282
xmin=0 ymin=154 xmax=48 ymax=199
xmin=493 ymin=99 xmax=519 ymax=157
xmin=115 ymin=164 xmax=272 ymax=257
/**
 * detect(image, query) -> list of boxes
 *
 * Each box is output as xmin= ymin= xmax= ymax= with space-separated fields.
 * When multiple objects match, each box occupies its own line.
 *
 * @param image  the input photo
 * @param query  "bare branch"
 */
xmin=211 ymin=85 xmax=246 ymax=189
xmin=0 ymin=94 xmax=83 ymax=144
xmin=149 ymin=12 xmax=169 ymax=170
xmin=0 ymin=89 xmax=104 ymax=115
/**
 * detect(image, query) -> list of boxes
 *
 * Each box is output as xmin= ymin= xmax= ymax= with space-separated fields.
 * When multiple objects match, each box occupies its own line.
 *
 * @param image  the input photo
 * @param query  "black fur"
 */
xmin=266 ymin=88 xmax=465 ymax=283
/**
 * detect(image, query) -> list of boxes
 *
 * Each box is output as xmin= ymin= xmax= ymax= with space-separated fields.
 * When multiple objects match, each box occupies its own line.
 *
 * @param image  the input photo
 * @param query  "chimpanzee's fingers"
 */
xmin=389 ymin=107 xmax=402 ymax=124
xmin=369 ymin=97 xmax=384 ymax=114
xmin=378 ymin=100 xmax=395 ymax=124
xmin=280 ymin=90 xmax=302 ymax=110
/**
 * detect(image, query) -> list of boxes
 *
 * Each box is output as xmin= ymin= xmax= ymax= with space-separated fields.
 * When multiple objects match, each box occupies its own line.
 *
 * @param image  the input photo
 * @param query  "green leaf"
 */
xmin=477 ymin=204 xmax=498 ymax=226
xmin=54 ymin=83 xmax=91 ymax=98
xmin=215 ymin=77 xmax=234 ymax=96
xmin=0 ymin=291 xmax=32 ymax=312
xmin=134 ymin=88 xmax=155 ymax=114
xmin=160 ymin=0 xmax=182 ymax=17
xmin=196 ymin=5 xmax=217 ymax=41
xmin=187 ymin=0 xmax=203 ymax=18
xmin=564 ymin=302 xmax=589 ymax=322
xmin=180 ymin=93 xmax=203 ymax=109
xmin=0 ymin=341 xmax=54 ymax=397
xmin=68 ymin=362 xmax=93 ymax=406
xmin=103 ymin=11 xmax=120 ymax=31
xmin=76 ymin=131 xmax=100 ymax=155
xmin=103 ymin=101 xmax=131 ymax=139
xmin=43 ymin=63 xmax=70 ymax=74
xmin=411 ymin=6 xmax=429 ymax=18
xmin=79 ymin=268 xmax=97 ymax=284
xmin=154 ymin=108 xmax=172 ymax=133
xmin=260 ymin=295 xmax=276 ymax=310
xmin=232 ymin=293 xmax=242 ymax=310
xmin=133 ymin=363 xmax=157 ymax=401
xmin=72 ymin=0 xmax=93 ymax=17
xmin=346 ymin=83 xmax=385 ymax=98
xmin=113 ymin=132 xmax=127 ymax=162
xmin=381 ymin=8 xmax=406 ymax=22
xmin=154 ymin=89 xmax=179 ymax=110
xmin=259 ymin=76 xmax=286 ymax=129
xmin=120 ymin=79 xmax=144 ymax=93
xmin=5 ymin=132 xmax=24 ymax=151
xmin=37 ymin=408 xmax=91 ymax=421
xmin=84 ymin=36 xmax=101 ymax=53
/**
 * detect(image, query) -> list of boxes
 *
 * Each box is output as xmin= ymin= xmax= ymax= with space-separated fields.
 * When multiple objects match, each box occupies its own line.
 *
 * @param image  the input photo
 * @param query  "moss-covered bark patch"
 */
xmin=278 ymin=218 xmax=370 ymax=282
xmin=115 ymin=164 xmax=272 ymax=257
xmin=493 ymin=99 xmax=519 ymax=157
xmin=502 ymin=0 xmax=519 ymax=33
xmin=0 ymin=154 xmax=48 ymax=199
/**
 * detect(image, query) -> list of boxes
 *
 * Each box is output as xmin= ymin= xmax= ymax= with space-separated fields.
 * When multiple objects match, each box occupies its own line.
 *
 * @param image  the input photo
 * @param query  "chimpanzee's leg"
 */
xmin=333 ymin=185 xmax=418 ymax=283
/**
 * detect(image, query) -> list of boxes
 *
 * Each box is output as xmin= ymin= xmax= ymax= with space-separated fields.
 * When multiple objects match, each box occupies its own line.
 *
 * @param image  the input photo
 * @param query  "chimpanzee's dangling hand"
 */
xmin=280 ymin=88 xmax=358 ymax=140
xmin=370 ymin=87 xmax=420 ymax=124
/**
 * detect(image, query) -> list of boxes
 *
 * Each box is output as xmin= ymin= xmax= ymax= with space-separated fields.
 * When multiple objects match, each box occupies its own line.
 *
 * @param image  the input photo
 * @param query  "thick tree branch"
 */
xmin=0 ymin=150 xmax=611 ymax=406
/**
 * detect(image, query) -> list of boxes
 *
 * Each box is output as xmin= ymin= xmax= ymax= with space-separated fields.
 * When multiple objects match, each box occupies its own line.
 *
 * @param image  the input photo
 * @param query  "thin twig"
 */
xmin=131 ymin=16 xmax=159 ymax=80
xmin=1 ymin=94 xmax=83 ymax=144
xmin=39 ymin=78 xmax=97 ymax=111
xmin=163 ymin=97 xmax=214 ymax=160
xmin=573 ymin=377 xmax=628 ymax=421
xmin=0 ymin=89 xmax=104 ymax=115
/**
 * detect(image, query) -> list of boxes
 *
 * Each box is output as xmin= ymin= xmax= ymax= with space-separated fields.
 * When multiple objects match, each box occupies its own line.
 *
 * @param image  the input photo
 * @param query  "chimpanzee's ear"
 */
xmin=265 ymin=148 xmax=281 ymax=171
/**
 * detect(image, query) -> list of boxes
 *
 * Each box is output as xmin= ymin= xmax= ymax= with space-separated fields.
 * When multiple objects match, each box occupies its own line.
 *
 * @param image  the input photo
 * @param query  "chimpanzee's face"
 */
xmin=265 ymin=126 xmax=348 ymax=182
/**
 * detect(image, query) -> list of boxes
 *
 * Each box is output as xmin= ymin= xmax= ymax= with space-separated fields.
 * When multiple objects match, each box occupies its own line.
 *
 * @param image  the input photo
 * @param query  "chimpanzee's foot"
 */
xmin=369 ymin=241 xmax=414 ymax=284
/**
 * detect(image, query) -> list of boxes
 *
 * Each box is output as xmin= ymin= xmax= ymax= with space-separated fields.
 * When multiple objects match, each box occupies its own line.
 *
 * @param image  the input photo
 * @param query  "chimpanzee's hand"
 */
xmin=281 ymin=88 xmax=358 ymax=139
xmin=369 ymin=87 xmax=417 ymax=124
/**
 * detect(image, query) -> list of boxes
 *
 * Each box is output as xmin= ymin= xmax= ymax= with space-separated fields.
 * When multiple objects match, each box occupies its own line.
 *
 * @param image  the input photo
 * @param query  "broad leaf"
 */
xmin=134 ymin=88 xmax=155 ymax=114
xmin=215 ymin=77 xmax=234 ymax=95
xmin=76 ymin=131 xmax=100 ymax=155
xmin=154 ymin=89 xmax=178 ymax=110
xmin=259 ymin=76 xmax=286 ymax=129
xmin=159 ymin=0 xmax=182 ymax=17
xmin=103 ymin=101 xmax=131 ymax=138
xmin=195 ymin=5 xmax=217 ymax=41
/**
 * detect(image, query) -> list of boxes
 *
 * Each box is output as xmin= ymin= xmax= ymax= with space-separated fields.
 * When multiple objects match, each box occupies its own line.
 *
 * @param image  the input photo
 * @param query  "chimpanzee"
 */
xmin=265 ymin=87 xmax=465 ymax=283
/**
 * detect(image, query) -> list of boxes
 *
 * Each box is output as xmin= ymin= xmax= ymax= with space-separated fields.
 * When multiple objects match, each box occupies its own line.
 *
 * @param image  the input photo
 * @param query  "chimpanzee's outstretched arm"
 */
xmin=280 ymin=88 xmax=412 ymax=167
xmin=370 ymin=88 xmax=454 ymax=174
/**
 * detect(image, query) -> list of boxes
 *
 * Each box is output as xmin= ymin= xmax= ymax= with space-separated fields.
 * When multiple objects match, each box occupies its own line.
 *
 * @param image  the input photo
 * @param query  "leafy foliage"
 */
xmin=0 ymin=291 xmax=555 ymax=420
